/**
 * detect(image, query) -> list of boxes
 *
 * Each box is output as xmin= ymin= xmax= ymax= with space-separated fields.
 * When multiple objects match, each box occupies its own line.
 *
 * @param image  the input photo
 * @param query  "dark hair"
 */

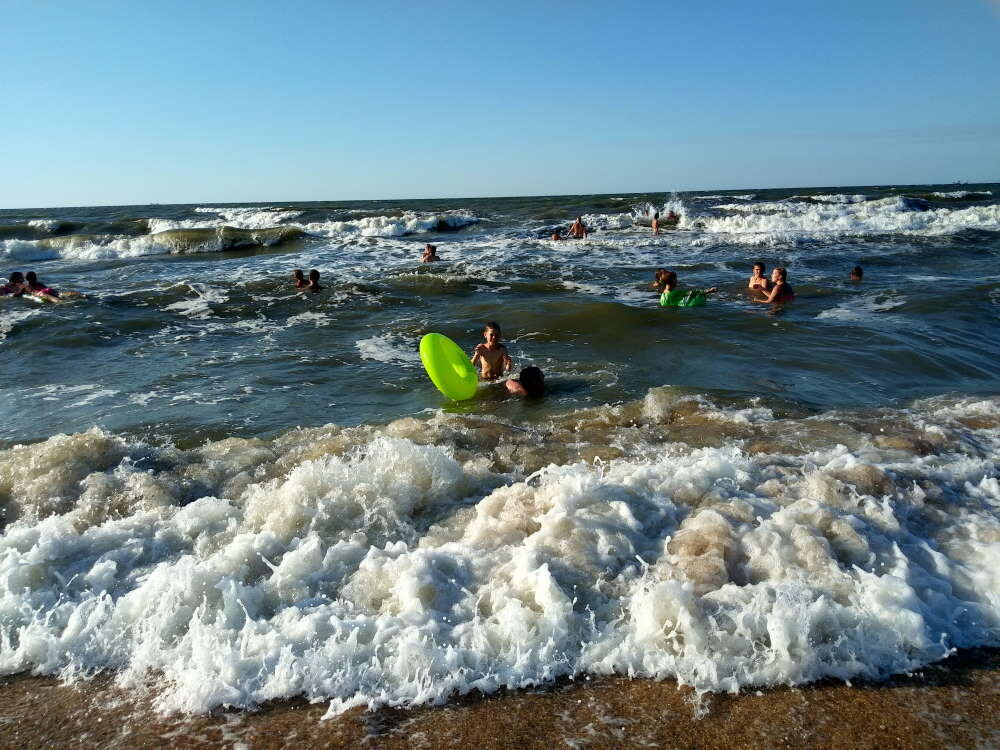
xmin=484 ymin=321 xmax=502 ymax=336
xmin=309 ymin=269 xmax=320 ymax=281
xmin=518 ymin=366 xmax=545 ymax=397
xmin=653 ymin=211 xmax=659 ymax=219
xmin=662 ymin=270 xmax=677 ymax=289
xmin=292 ymin=269 xmax=304 ymax=279
xmin=9 ymin=272 xmax=23 ymax=283
xmin=851 ymin=265 xmax=863 ymax=277
xmin=425 ymin=243 xmax=436 ymax=251
xmin=25 ymin=271 xmax=37 ymax=282
xmin=753 ymin=262 xmax=765 ymax=272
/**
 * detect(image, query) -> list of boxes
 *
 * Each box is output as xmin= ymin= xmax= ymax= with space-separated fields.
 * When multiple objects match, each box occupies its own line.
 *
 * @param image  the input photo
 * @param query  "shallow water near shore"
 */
xmin=1 ymin=184 xmax=999 ymax=722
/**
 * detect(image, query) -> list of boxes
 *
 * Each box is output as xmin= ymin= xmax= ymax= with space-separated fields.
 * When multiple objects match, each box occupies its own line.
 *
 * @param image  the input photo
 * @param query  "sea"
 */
xmin=0 ymin=184 xmax=998 ymax=717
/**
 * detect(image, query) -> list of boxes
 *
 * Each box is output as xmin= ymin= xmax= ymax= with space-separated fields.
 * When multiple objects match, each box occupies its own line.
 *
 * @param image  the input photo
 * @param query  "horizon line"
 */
xmin=2 ymin=179 xmax=996 ymax=212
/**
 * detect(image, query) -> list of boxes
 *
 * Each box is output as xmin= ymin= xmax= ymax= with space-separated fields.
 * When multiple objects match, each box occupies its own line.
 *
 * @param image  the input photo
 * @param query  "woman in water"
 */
xmin=754 ymin=267 xmax=794 ymax=303
xmin=747 ymin=262 xmax=771 ymax=291
xmin=24 ymin=272 xmax=60 ymax=301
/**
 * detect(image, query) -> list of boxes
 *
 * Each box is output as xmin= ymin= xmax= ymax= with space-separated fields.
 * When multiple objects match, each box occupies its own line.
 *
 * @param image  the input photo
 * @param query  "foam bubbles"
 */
xmin=1 ymin=395 xmax=999 ymax=715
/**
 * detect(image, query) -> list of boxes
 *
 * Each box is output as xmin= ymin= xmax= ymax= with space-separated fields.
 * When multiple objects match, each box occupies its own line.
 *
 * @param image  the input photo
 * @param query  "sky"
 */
xmin=2 ymin=0 xmax=999 ymax=207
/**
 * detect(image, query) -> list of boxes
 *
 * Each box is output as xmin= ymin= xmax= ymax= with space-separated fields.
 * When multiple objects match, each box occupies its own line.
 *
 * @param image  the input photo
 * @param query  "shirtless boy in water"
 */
xmin=747 ymin=262 xmax=771 ymax=291
xmin=471 ymin=321 xmax=512 ymax=379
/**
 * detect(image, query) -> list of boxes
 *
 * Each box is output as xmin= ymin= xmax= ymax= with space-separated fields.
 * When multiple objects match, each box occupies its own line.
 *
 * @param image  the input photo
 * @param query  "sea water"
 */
xmin=0 ymin=185 xmax=998 ymax=714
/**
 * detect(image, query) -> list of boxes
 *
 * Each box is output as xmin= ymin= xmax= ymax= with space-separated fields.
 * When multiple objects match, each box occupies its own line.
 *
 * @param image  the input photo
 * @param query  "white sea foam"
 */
xmin=301 ymin=211 xmax=479 ymax=238
xmin=1 ymin=395 xmax=998 ymax=715
xmin=703 ymin=197 xmax=1000 ymax=244
xmin=0 ymin=305 xmax=40 ymax=341
xmin=692 ymin=194 xmax=755 ymax=201
xmin=931 ymin=190 xmax=993 ymax=199
xmin=788 ymin=194 xmax=869 ymax=204
xmin=163 ymin=284 xmax=230 ymax=319
xmin=356 ymin=333 xmax=418 ymax=366
xmin=194 ymin=207 xmax=304 ymax=229
xmin=817 ymin=293 xmax=907 ymax=322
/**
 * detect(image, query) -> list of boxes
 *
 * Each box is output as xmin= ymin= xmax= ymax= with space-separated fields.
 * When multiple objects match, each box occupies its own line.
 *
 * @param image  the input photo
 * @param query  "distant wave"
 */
xmin=0 ymin=226 xmax=303 ymax=261
xmin=300 ymin=210 xmax=480 ymax=238
xmin=699 ymin=196 xmax=1000 ymax=244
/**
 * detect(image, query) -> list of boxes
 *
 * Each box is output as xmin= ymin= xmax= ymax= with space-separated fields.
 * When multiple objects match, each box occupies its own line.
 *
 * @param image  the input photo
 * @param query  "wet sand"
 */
xmin=2 ymin=649 xmax=998 ymax=749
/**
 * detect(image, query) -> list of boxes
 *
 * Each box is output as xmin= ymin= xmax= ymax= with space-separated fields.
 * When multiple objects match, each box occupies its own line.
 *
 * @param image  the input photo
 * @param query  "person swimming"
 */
xmin=421 ymin=244 xmax=441 ymax=262
xmin=568 ymin=217 xmax=588 ymax=239
xmin=302 ymin=269 xmax=323 ymax=293
xmin=651 ymin=268 xmax=669 ymax=293
xmin=652 ymin=212 xmax=660 ymax=235
xmin=505 ymin=365 xmax=544 ymax=397
xmin=24 ymin=272 xmax=60 ymax=301
xmin=754 ymin=267 xmax=794 ymax=303
xmin=471 ymin=321 xmax=513 ymax=380
xmin=851 ymin=265 xmax=864 ymax=281
xmin=550 ymin=230 xmax=563 ymax=241
xmin=1 ymin=272 xmax=26 ymax=296
xmin=748 ymin=262 xmax=771 ymax=291
xmin=292 ymin=269 xmax=307 ymax=289
xmin=658 ymin=270 xmax=718 ymax=306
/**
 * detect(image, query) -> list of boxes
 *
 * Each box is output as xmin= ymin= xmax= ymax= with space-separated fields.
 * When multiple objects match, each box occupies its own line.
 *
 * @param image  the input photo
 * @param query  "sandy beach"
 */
xmin=2 ymin=648 xmax=998 ymax=749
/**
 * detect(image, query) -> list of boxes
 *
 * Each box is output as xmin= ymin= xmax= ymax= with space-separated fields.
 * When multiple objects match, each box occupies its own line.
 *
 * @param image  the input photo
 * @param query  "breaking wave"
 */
xmin=1 ymin=391 xmax=998 ymax=715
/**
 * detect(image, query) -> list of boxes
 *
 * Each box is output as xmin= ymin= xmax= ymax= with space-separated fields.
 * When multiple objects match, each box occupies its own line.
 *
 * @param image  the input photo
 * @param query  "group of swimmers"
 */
xmin=550 ymin=217 xmax=590 ymax=241
xmin=0 ymin=271 xmax=78 ymax=302
xmin=292 ymin=268 xmax=323 ymax=292
xmin=652 ymin=262 xmax=864 ymax=306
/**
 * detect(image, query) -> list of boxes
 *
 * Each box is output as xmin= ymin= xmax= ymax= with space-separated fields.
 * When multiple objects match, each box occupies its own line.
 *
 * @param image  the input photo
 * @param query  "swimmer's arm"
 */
xmin=501 ymin=348 xmax=513 ymax=372
xmin=755 ymin=285 xmax=781 ymax=303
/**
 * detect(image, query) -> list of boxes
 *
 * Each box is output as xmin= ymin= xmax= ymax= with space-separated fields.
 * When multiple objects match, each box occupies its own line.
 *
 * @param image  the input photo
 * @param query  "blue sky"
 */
xmin=3 ymin=0 xmax=999 ymax=207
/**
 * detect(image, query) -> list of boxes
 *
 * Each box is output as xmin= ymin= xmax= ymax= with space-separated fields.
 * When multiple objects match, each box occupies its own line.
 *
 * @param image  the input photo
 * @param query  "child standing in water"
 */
xmin=471 ymin=321 xmax=513 ymax=379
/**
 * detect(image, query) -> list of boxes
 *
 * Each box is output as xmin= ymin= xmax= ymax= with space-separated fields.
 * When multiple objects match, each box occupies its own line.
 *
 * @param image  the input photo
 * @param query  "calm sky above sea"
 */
xmin=3 ymin=0 xmax=999 ymax=208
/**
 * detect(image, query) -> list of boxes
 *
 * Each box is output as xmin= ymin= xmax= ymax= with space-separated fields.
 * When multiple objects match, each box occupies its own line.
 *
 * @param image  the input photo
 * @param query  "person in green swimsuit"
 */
xmin=658 ymin=270 xmax=718 ymax=307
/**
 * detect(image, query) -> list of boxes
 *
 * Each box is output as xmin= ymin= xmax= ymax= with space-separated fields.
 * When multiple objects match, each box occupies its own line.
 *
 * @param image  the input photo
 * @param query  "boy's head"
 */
xmin=851 ymin=265 xmax=863 ymax=279
xmin=25 ymin=271 xmax=37 ymax=283
xmin=309 ymin=269 xmax=320 ymax=282
xmin=483 ymin=321 xmax=502 ymax=345
xmin=292 ymin=269 xmax=304 ymax=280
xmin=662 ymin=271 xmax=677 ymax=288
xmin=772 ymin=267 xmax=787 ymax=282
xmin=518 ymin=366 xmax=545 ymax=397
xmin=753 ymin=262 xmax=765 ymax=275
xmin=9 ymin=272 xmax=23 ymax=283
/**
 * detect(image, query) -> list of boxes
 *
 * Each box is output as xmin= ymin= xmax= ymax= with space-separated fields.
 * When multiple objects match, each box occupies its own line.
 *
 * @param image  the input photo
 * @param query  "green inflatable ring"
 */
xmin=420 ymin=332 xmax=479 ymax=401
xmin=660 ymin=288 xmax=707 ymax=307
